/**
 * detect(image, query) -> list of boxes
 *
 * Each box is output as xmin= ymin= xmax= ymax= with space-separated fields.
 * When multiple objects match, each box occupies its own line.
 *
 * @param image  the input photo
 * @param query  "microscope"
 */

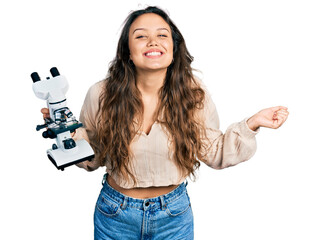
xmin=31 ymin=67 xmax=94 ymax=170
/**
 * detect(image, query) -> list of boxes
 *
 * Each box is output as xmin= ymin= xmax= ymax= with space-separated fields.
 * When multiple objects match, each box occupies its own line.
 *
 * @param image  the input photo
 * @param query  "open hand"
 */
xmin=247 ymin=106 xmax=289 ymax=131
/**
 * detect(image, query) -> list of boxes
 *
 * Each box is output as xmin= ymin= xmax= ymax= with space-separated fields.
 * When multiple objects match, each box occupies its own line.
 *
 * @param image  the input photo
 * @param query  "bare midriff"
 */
xmin=107 ymin=174 xmax=178 ymax=199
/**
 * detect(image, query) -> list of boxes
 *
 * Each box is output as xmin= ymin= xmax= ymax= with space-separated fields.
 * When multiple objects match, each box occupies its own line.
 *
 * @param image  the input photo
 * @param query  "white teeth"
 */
xmin=146 ymin=52 xmax=161 ymax=56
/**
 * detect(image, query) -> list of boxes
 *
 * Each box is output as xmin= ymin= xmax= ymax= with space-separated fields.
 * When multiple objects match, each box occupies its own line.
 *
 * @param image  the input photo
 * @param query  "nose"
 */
xmin=147 ymin=36 xmax=158 ymax=47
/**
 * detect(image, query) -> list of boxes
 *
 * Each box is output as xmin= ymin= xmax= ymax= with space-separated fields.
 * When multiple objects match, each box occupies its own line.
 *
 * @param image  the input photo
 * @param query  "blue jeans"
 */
xmin=94 ymin=174 xmax=194 ymax=240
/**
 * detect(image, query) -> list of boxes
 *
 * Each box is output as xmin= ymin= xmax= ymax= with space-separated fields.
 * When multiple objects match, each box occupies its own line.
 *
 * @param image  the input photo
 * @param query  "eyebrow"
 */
xmin=132 ymin=27 xmax=170 ymax=34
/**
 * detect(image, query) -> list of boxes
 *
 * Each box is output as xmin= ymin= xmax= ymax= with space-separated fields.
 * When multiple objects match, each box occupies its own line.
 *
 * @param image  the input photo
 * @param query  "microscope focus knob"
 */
xmin=42 ymin=129 xmax=56 ymax=139
xmin=63 ymin=138 xmax=76 ymax=149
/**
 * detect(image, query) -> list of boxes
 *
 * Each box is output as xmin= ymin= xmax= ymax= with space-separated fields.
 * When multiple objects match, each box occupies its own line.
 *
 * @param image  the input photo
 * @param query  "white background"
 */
xmin=1 ymin=0 xmax=318 ymax=239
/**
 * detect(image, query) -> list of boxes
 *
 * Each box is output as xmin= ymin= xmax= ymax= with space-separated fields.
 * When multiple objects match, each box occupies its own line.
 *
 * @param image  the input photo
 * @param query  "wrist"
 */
xmin=247 ymin=114 xmax=260 ymax=132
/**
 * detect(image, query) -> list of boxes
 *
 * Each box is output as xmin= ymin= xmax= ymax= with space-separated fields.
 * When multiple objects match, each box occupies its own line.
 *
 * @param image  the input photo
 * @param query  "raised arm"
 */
xmin=199 ymin=82 xmax=288 ymax=169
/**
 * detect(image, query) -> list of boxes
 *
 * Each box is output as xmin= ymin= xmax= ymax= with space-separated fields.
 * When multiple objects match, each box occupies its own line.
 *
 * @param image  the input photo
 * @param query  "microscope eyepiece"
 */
xmin=31 ymin=72 xmax=41 ymax=83
xmin=50 ymin=67 xmax=60 ymax=77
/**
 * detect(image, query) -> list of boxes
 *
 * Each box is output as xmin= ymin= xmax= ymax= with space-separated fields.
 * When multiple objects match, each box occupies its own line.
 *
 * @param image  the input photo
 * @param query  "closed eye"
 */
xmin=136 ymin=35 xmax=146 ymax=39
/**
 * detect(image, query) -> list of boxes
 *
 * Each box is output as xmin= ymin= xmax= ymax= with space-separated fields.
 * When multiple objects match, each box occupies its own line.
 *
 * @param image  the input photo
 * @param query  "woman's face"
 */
xmin=128 ymin=13 xmax=174 ymax=73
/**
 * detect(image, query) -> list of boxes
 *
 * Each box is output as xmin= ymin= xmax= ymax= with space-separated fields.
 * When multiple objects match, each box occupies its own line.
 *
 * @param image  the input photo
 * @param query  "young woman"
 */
xmin=42 ymin=6 xmax=288 ymax=240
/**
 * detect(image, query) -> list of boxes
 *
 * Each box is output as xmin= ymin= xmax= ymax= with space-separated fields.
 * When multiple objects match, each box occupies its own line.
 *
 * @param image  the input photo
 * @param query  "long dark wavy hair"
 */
xmin=95 ymin=6 xmax=210 ymax=185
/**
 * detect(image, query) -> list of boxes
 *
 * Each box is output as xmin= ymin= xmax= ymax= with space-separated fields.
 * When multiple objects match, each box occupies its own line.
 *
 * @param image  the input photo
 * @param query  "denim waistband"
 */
xmin=100 ymin=173 xmax=188 ymax=211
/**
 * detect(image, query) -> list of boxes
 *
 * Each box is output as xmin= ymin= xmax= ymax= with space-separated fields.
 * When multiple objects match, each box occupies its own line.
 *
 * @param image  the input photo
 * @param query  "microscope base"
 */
xmin=47 ymin=139 xmax=95 ymax=171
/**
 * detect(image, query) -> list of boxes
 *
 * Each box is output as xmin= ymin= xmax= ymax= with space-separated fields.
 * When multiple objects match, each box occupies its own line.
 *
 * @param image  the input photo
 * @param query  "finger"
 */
xmin=41 ymin=108 xmax=49 ymax=114
xmin=271 ymin=118 xmax=282 ymax=129
xmin=279 ymin=113 xmax=289 ymax=124
xmin=277 ymin=111 xmax=289 ymax=116
xmin=273 ymin=114 xmax=288 ymax=128
xmin=277 ymin=110 xmax=289 ymax=120
xmin=276 ymin=111 xmax=289 ymax=117
xmin=41 ymin=108 xmax=50 ymax=119
xmin=273 ymin=111 xmax=280 ymax=120
xmin=277 ymin=109 xmax=289 ymax=114
xmin=273 ymin=109 xmax=289 ymax=118
xmin=271 ymin=106 xmax=288 ymax=112
xmin=71 ymin=131 xmax=76 ymax=138
xmin=276 ymin=114 xmax=286 ymax=121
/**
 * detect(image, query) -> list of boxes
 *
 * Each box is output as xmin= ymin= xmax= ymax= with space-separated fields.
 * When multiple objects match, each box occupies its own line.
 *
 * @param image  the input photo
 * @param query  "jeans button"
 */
xmin=145 ymin=202 xmax=150 ymax=207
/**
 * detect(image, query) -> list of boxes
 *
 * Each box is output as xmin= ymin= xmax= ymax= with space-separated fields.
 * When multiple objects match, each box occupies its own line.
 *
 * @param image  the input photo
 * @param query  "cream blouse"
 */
xmin=74 ymin=79 xmax=258 ymax=188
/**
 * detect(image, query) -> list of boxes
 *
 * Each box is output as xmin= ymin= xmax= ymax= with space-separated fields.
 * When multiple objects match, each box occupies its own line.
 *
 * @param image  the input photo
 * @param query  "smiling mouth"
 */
xmin=144 ymin=51 xmax=163 ymax=57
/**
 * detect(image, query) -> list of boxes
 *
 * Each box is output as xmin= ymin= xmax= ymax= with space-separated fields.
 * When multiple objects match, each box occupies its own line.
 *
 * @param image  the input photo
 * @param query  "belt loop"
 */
xmin=102 ymin=173 xmax=107 ymax=185
xmin=160 ymin=196 xmax=166 ymax=210
xmin=121 ymin=196 xmax=128 ymax=210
